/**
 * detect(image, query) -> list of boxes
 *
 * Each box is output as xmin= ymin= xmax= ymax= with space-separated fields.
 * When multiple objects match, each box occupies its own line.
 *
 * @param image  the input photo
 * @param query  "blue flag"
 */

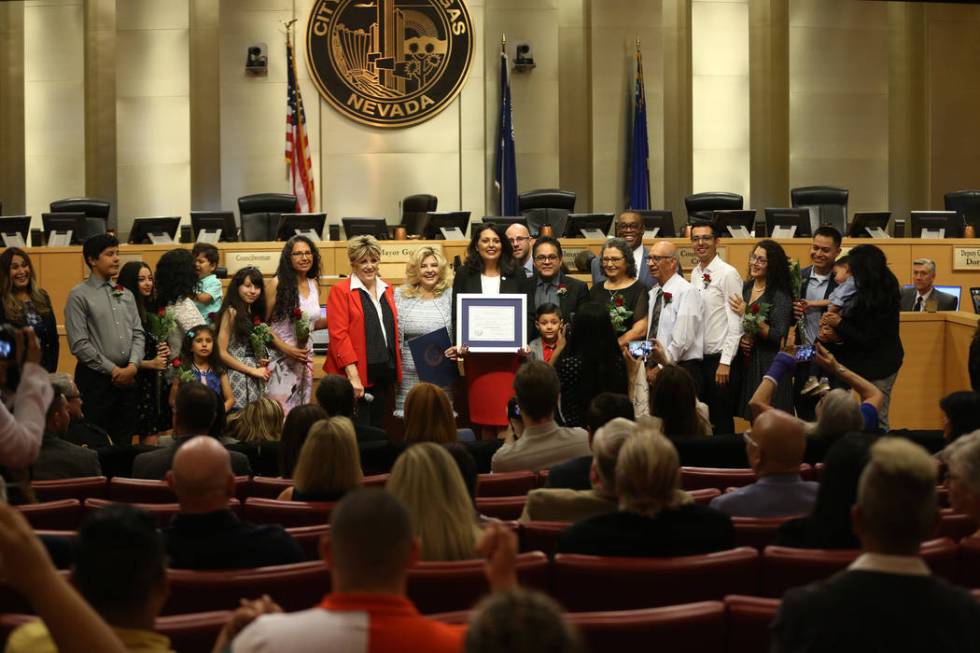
xmin=495 ymin=46 xmax=518 ymax=216
xmin=627 ymin=46 xmax=650 ymax=211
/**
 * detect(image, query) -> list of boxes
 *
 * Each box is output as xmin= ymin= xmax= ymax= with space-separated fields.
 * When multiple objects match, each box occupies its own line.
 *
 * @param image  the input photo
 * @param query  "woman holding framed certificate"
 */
xmin=449 ymin=224 xmax=533 ymax=439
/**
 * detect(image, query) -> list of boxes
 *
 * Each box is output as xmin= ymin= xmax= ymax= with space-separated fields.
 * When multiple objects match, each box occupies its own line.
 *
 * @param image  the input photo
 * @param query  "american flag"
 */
xmin=285 ymin=32 xmax=315 ymax=213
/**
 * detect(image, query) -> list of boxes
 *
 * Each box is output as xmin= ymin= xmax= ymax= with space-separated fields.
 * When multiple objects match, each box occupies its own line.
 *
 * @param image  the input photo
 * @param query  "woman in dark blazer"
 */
xmin=449 ymin=224 xmax=533 ymax=438
xmin=325 ymin=235 xmax=402 ymax=428
xmin=0 ymin=248 xmax=59 ymax=372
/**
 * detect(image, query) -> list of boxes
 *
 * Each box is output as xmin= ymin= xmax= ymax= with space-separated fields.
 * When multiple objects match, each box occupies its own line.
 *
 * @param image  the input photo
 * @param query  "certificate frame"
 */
xmin=456 ymin=293 xmax=527 ymax=352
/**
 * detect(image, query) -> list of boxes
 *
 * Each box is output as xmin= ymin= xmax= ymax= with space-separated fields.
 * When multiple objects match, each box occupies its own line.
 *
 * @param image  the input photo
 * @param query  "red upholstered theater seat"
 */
xmin=760 ymin=538 xmax=958 ymax=597
xmin=475 ymin=496 xmax=526 ymax=521
xmin=688 ymin=488 xmax=722 ymax=505
xmin=163 ymin=561 xmax=330 ymax=615
xmin=155 ymin=610 xmax=232 ymax=653
xmin=724 ymin=595 xmax=781 ymax=653
xmin=570 ymin=601 xmax=726 ymax=653
xmin=242 ymin=498 xmax=335 ymax=527
xmin=518 ymin=521 xmax=570 ymax=556
xmin=362 ymin=473 xmax=389 ymax=487
xmin=31 ymin=476 xmax=107 ymax=502
xmin=286 ymin=525 xmax=330 ymax=561
xmin=476 ymin=471 xmax=538 ymax=497
xmin=939 ymin=509 xmax=978 ymax=541
xmin=681 ymin=465 xmax=812 ymax=491
xmin=407 ymin=552 xmax=550 ymax=614
xmin=732 ymin=516 xmax=798 ymax=550
xmin=551 ymin=547 xmax=760 ymax=612
xmin=15 ymin=499 xmax=84 ymax=531
xmin=250 ymin=476 xmax=293 ymax=499
xmin=109 ymin=476 xmax=251 ymax=503
xmin=83 ymin=498 xmax=241 ymax=529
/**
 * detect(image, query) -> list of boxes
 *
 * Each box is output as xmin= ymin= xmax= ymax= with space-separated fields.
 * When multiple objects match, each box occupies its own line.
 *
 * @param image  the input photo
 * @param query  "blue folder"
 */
xmin=408 ymin=327 xmax=459 ymax=387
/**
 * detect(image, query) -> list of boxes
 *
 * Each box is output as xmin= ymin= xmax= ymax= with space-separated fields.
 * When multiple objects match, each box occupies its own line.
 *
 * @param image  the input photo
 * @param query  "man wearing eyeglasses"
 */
xmin=505 ymin=223 xmax=534 ymax=278
xmin=589 ymin=212 xmax=654 ymax=289
xmin=530 ymin=236 xmax=588 ymax=323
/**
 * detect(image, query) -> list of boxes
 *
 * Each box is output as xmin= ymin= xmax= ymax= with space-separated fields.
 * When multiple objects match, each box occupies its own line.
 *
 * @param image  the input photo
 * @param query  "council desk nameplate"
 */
xmin=953 ymin=247 xmax=980 ymax=270
xmin=225 ymin=251 xmax=280 ymax=275
xmin=677 ymin=247 xmax=727 ymax=270
xmin=380 ymin=242 xmax=444 ymax=263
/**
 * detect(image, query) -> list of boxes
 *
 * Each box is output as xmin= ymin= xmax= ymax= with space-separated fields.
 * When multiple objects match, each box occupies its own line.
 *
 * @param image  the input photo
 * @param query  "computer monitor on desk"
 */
xmin=424 ymin=211 xmax=471 ymax=240
xmin=848 ymin=212 xmax=891 ymax=238
xmin=765 ymin=208 xmax=812 ymax=238
xmin=0 ymin=216 xmax=31 ymax=248
xmin=637 ymin=210 xmax=675 ymax=238
xmin=342 ymin=217 xmax=390 ymax=241
xmin=563 ymin=213 xmax=614 ymax=238
xmin=523 ymin=208 xmax=569 ymax=238
xmin=42 ymin=212 xmax=88 ymax=246
xmin=128 ymin=217 xmax=181 ymax=244
xmin=481 ymin=216 xmax=526 ymax=231
xmin=713 ymin=210 xmax=756 ymax=238
xmin=910 ymin=211 xmax=965 ymax=239
xmin=191 ymin=211 xmax=239 ymax=242
xmin=277 ymin=213 xmax=326 ymax=241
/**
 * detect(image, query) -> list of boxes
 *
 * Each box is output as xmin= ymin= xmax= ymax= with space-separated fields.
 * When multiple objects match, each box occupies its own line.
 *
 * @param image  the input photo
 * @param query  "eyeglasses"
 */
xmin=742 ymin=430 xmax=758 ymax=448
xmin=617 ymin=223 xmax=642 ymax=232
xmin=691 ymin=235 xmax=714 ymax=243
xmin=749 ymin=254 xmax=768 ymax=264
xmin=291 ymin=251 xmax=313 ymax=259
xmin=647 ymin=255 xmax=672 ymax=263
xmin=601 ymin=257 xmax=625 ymax=264
xmin=534 ymin=254 xmax=560 ymax=262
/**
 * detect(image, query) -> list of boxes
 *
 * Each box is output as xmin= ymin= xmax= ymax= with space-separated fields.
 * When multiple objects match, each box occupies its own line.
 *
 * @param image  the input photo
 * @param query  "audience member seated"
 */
xmin=646 ymin=361 xmax=712 ymax=437
xmin=278 ymin=417 xmax=362 ymax=501
xmin=223 ymin=489 xmax=474 ymax=652
xmin=556 ymin=426 xmax=734 ymax=557
xmin=491 ymin=361 xmax=590 ymax=473
xmin=403 ymin=382 xmax=460 ymax=443
xmin=465 ymin=588 xmax=583 ymax=653
xmin=132 ymin=382 xmax=251 ymax=479
xmin=942 ymin=430 xmax=980 ymax=536
xmin=749 ymin=343 xmax=882 ymax=441
xmin=222 ymin=396 xmax=284 ymax=443
xmin=49 ymin=372 xmax=112 ymax=448
xmin=6 ymin=505 xmax=170 ymax=653
xmin=163 ymin=435 xmax=302 ymax=569
xmin=940 ymin=391 xmax=980 ymax=444
xmin=776 ymin=432 xmax=874 ymax=549
xmin=709 ymin=409 xmax=817 ymax=517
xmin=278 ymin=404 xmax=329 ymax=477
xmin=519 ymin=417 xmax=635 ymax=523
xmin=316 ymin=374 xmax=387 ymax=443
xmin=772 ymin=438 xmax=980 ymax=652
xmin=0 ymin=327 xmax=53 ymax=473
xmin=545 ymin=392 xmax=634 ymax=491
xmin=443 ymin=441 xmax=479 ymax=504
xmin=388 ymin=443 xmax=483 ymax=561
xmin=30 ymin=391 xmax=101 ymax=480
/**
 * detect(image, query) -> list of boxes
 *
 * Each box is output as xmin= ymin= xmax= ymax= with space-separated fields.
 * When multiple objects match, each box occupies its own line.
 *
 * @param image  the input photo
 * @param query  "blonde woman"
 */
xmin=403 ymin=382 xmax=457 ymax=443
xmin=325 ymin=235 xmax=402 ymax=428
xmin=394 ymin=246 xmax=454 ymax=417
xmin=278 ymin=417 xmax=362 ymax=501
xmin=223 ymin=396 xmax=283 ymax=443
xmin=556 ymin=428 xmax=734 ymax=557
xmin=387 ymin=443 xmax=482 ymax=561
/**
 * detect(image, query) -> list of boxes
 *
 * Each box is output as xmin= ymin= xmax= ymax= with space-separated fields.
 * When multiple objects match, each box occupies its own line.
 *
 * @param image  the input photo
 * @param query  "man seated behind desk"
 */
xmin=900 ymin=258 xmax=958 ymax=312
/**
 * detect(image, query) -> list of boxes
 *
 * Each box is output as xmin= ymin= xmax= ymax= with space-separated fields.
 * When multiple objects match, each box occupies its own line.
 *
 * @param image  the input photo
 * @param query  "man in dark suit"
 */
xmin=31 ymin=391 xmax=102 ymax=480
xmin=132 ymin=382 xmax=251 ymax=479
xmin=792 ymin=226 xmax=842 ymax=420
xmin=772 ymin=437 xmax=980 ymax=652
xmin=900 ymin=258 xmax=958 ymax=311
xmin=546 ymin=392 xmax=634 ymax=491
xmin=530 ymin=236 xmax=589 ymax=324
xmin=590 ymin=211 xmax=654 ymax=289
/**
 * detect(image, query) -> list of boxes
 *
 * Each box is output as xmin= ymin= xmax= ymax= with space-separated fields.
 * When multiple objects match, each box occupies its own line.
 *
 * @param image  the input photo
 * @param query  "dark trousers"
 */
xmin=356 ymin=363 xmax=393 ymax=430
xmin=74 ymin=364 xmax=138 ymax=444
xmin=700 ymin=353 xmax=735 ymax=435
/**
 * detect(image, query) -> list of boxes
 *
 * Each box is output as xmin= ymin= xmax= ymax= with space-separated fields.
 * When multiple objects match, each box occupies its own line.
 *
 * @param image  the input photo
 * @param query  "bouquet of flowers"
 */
xmin=292 ymin=307 xmax=312 ymax=345
xmin=607 ymin=292 xmax=633 ymax=334
xmin=146 ymin=306 xmax=176 ymax=344
xmin=249 ymin=316 xmax=273 ymax=361
xmin=171 ymin=358 xmax=196 ymax=384
xmin=741 ymin=302 xmax=771 ymax=336
xmin=789 ymin=260 xmax=809 ymax=344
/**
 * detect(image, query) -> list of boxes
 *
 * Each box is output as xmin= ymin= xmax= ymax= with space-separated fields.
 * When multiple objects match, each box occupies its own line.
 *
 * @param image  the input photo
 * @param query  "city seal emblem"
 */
xmin=306 ymin=0 xmax=474 ymax=128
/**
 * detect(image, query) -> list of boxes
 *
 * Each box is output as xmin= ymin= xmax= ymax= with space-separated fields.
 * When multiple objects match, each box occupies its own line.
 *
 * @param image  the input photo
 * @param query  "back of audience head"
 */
xmin=403 ymin=382 xmax=457 ymax=443
xmin=650 ymin=364 xmax=706 ymax=437
xmin=224 ymin=396 xmax=283 ymax=443
xmin=563 ymin=302 xmax=627 ymax=403
xmin=855 ymin=437 xmax=937 ymax=555
xmin=45 ymin=391 xmax=69 ymax=434
xmin=279 ymin=404 xmax=329 ymax=477
xmin=747 ymin=409 xmax=806 ymax=476
xmin=585 ymin=392 xmax=634 ymax=438
xmin=465 ymin=588 xmax=584 ymax=653
xmin=73 ymin=505 xmax=167 ymax=628
xmin=942 ymin=429 xmax=980 ymax=525
xmin=443 ymin=442 xmax=478 ymax=504
xmin=173 ymin=382 xmax=216 ymax=436
xmin=802 ymin=432 xmax=874 ymax=548
xmin=326 ymin=488 xmax=417 ymax=593
xmin=316 ymin=374 xmax=356 ymax=418
xmin=514 ymin=360 xmax=560 ymax=422
xmin=591 ymin=417 xmax=637 ymax=498
xmin=166 ymin=435 xmax=234 ymax=512
xmin=293 ymin=417 xmax=362 ymax=497
xmin=807 ymin=389 xmax=864 ymax=443
xmin=940 ymin=391 xmax=980 ymax=443
xmin=387 ymin=442 xmax=479 ymax=561
xmin=615 ymin=427 xmax=690 ymax=517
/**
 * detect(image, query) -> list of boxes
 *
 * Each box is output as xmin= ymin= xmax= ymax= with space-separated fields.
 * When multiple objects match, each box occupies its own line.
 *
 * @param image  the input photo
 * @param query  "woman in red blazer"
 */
xmin=325 ymin=235 xmax=402 ymax=429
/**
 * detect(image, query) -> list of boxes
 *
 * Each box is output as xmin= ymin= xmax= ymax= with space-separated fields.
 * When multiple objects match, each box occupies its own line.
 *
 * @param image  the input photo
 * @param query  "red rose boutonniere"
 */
xmin=663 ymin=291 xmax=673 ymax=305
xmin=702 ymin=272 xmax=712 ymax=289
xmin=170 ymin=357 xmax=182 ymax=368
xmin=557 ymin=283 xmax=568 ymax=296
xmin=614 ymin=295 xmax=624 ymax=307
xmin=111 ymin=284 xmax=125 ymax=299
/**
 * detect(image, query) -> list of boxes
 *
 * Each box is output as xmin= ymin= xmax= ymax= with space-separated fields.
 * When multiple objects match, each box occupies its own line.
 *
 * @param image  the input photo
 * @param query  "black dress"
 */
xmin=134 ymin=328 xmax=171 ymax=438
xmin=588 ymin=281 xmax=649 ymax=337
xmin=0 ymin=293 xmax=59 ymax=372
xmin=733 ymin=284 xmax=793 ymax=419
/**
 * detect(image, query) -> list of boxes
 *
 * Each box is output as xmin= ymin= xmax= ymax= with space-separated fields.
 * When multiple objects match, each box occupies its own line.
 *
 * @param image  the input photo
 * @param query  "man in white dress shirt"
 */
xmin=689 ymin=224 xmax=743 ymax=435
xmin=644 ymin=240 xmax=704 ymax=393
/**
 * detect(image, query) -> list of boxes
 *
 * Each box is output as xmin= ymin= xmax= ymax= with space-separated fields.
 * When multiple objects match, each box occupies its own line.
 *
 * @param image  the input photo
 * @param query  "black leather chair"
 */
xmin=684 ymin=192 xmax=743 ymax=225
xmin=237 ymin=193 xmax=297 ymax=242
xmin=518 ymin=188 xmax=576 ymax=236
xmin=49 ymin=198 xmax=110 ymax=241
xmin=944 ymin=190 xmax=980 ymax=232
xmin=401 ymin=194 xmax=438 ymax=236
xmin=791 ymin=186 xmax=848 ymax=235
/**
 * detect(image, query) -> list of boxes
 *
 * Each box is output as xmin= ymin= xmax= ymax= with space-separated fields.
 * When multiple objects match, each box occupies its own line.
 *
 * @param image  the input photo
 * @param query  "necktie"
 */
xmin=648 ymin=290 xmax=664 ymax=340
xmin=913 ymin=296 xmax=923 ymax=312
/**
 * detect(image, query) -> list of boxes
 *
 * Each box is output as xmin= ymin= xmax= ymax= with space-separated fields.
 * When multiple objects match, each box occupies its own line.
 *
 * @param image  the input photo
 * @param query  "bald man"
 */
xmin=506 ymin=223 xmax=534 ymax=277
xmin=709 ymin=409 xmax=818 ymax=518
xmin=162 ymin=436 xmax=302 ymax=569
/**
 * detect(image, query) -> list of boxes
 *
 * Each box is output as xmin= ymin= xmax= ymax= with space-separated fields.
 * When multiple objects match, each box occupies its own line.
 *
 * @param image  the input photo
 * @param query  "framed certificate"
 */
xmin=456 ymin=293 xmax=527 ymax=352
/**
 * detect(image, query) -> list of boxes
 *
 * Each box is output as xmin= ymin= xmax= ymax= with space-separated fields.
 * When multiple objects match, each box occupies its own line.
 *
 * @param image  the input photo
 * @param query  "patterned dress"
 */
xmin=227 ymin=335 xmax=264 ymax=410
xmin=267 ymin=278 xmax=319 ymax=414
xmin=134 ymin=329 xmax=170 ymax=437
xmin=393 ymin=287 xmax=454 ymax=416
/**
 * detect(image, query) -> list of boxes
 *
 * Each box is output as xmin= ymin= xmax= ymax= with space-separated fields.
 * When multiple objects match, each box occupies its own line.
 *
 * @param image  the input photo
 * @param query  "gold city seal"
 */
xmin=306 ymin=0 xmax=474 ymax=128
